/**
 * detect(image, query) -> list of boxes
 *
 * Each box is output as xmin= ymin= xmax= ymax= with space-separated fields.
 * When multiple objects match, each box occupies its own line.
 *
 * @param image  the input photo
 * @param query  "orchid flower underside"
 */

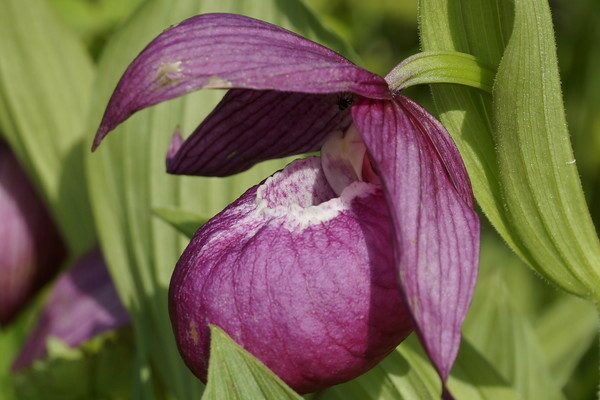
xmin=93 ymin=13 xmax=479 ymax=397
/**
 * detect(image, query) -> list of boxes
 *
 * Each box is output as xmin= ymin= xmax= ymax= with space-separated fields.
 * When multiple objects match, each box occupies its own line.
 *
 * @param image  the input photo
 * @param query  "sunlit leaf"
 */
xmin=419 ymin=0 xmax=600 ymax=300
xmin=318 ymin=335 xmax=518 ymax=400
xmin=85 ymin=1 xmax=354 ymax=398
xmin=0 ymin=0 xmax=95 ymax=256
xmin=386 ymin=51 xmax=494 ymax=93
xmin=202 ymin=326 xmax=302 ymax=400
xmin=492 ymin=0 xmax=600 ymax=299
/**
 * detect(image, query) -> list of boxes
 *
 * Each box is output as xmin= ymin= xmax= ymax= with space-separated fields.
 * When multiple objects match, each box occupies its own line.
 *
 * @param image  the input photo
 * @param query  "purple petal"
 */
xmin=0 ymin=140 xmax=66 ymax=325
xmin=11 ymin=249 xmax=130 ymax=370
xmin=169 ymin=157 xmax=412 ymax=393
xmin=93 ymin=13 xmax=389 ymax=149
xmin=352 ymin=97 xmax=479 ymax=383
xmin=166 ymin=90 xmax=352 ymax=176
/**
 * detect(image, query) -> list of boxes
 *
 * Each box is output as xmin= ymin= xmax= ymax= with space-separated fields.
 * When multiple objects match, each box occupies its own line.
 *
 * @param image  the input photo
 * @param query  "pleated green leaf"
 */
xmin=463 ymin=272 xmax=565 ymax=400
xmin=419 ymin=0 xmax=600 ymax=300
xmin=319 ymin=335 xmax=518 ymax=400
xmin=0 ymin=0 xmax=95 ymax=256
xmin=492 ymin=0 xmax=600 ymax=299
xmin=535 ymin=296 xmax=598 ymax=387
xmin=202 ymin=326 xmax=302 ymax=400
xmin=85 ymin=1 xmax=353 ymax=398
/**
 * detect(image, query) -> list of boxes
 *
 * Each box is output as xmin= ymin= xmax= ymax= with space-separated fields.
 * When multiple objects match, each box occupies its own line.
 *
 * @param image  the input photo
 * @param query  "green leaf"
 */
xmin=12 ymin=330 xmax=134 ymax=400
xmin=85 ymin=1 xmax=354 ymax=398
xmin=535 ymin=295 xmax=598 ymax=387
xmin=202 ymin=325 xmax=303 ymax=400
xmin=419 ymin=0 xmax=600 ymax=300
xmin=463 ymin=272 xmax=565 ymax=400
xmin=153 ymin=207 xmax=208 ymax=239
xmin=492 ymin=0 xmax=600 ymax=300
xmin=386 ymin=51 xmax=495 ymax=93
xmin=0 ymin=0 xmax=96 ymax=256
xmin=318 ymin=334 xmax=518 ymax=400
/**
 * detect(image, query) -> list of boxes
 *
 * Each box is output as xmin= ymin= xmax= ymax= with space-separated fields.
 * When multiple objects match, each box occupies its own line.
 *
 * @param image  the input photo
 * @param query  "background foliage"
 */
xmin=0 ymin=0 xmax=598 ymax=399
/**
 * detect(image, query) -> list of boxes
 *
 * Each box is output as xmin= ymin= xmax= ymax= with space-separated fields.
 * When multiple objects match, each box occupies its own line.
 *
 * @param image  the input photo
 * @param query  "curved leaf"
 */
xmin=386 ymin=51 xmax=494 ymax=93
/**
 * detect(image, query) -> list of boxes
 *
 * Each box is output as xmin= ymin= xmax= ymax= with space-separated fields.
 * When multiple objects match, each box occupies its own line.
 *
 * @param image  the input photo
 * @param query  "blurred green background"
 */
xmin=1 ymin=0 xmax=598 ymax=398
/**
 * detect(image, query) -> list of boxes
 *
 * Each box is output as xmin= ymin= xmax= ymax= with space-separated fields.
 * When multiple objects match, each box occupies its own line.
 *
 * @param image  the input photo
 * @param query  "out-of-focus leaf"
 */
xmin=12 ymin=330 xmax=134 ymax=400
xmin=201 ymin=325 xmax=302 ymax=400
xmin=386 ymin=51 xmax=494 ymax=93
xmin=535 ymin=296 xmax=598 ymax=387
xmin=0 ymin=0 xmax=95 ymax=256
xmin=318 ymin=335 xmax=518 ymax=400
xmin=153 ymin=208 xmax=208 ymax=239
xmin=463 ymin=273 xmax=565 ymax=400
xmin=419 ymin=0 xmax=600 ymax=300
xmin=85 ymin=1 xmax=354 ymax=398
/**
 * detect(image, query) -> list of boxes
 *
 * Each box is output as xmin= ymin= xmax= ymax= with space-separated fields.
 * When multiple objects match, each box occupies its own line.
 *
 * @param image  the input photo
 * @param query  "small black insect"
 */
xmin=337 ymin=94 xmax=355 ymax=111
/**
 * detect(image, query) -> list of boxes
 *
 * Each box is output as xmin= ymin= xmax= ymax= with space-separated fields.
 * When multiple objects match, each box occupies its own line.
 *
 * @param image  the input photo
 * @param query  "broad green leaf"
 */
xmin=0 ymin=0 xmax=95 ymax=256
xmin=419 ymin=0 xmax=600 ymax=299
xmin=492 ymin=0 xmax=600 ymax=299
xmin=85 ymin=1 xmax=354 ymax=398
xmin=202 ymin=326 xmax=302 ymax=400
xmin=12 ymin=330 xmax=134 ymax=400
xmin=535 ymin=296 xmax=598 ymax=387
xmin=386 ymin=51 xmax=494 ymax=93
xmin=463 ymin=273 xmax=565 ymax=400
xmin=319 ymin=335 xmax=518 ymax=400
xmin=153 ymin=208 xmax=208 ymax=239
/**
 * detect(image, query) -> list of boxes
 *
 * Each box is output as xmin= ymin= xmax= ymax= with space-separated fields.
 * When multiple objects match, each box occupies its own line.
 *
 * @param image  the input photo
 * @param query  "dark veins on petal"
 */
xmin=167 ymin=89 xmax=353 ymax=177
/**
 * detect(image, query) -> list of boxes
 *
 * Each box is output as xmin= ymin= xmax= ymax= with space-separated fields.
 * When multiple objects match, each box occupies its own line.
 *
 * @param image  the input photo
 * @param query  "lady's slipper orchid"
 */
xmin=0 ymin=139 xmax=66 ymax=325
xmin=93 ymin=13 xmax=479 ymax=395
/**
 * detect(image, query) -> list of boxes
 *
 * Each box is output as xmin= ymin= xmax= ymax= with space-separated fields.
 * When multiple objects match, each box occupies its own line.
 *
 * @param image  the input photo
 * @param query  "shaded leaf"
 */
xmin=0 ymin=0 xmax=95 ymax=256
xmin=12 ymin=330 xmax=134 ymax=400
xmin=153 ymin=207 xmax=208 ymax=239
xmin=535 ymin=295 xmax=598 ymax=387
xmin=463 ymin=272 xmax=565 ymax=400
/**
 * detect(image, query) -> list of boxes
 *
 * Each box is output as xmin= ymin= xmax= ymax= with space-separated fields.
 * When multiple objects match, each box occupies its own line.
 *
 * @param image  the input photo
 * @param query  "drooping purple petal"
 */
xmin=93 ymin=13 xmax=389 ymax=149
xmin=12 ymin=249 xmax=130 ymax=370
xmin=0 ymin=140 xmax=66 ymax=326
xmin=352 ymin=97 xmax=479 ymax=385
xmin=166 ymin=90 xmax=352 ymax=176
xmin=169 ymin=157 xmax=412 ymax=393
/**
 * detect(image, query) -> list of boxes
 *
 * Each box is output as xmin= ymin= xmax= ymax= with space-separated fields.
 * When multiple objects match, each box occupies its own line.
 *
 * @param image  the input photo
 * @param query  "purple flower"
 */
xmin=0 ymin=139 xmax=66 ymax=326
xmin=12 ymin=249 xmax=130 ymax=371
xmin=93 ymin=14 xmax=479 ymax=395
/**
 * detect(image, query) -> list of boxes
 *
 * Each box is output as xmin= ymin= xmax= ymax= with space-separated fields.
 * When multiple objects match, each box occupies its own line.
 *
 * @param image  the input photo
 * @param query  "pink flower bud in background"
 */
xmin=0 ymin=139 xmax=67 ymax=325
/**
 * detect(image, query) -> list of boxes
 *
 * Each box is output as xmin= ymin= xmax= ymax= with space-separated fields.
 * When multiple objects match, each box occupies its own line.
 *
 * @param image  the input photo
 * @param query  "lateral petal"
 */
xmin=93 ymin=13 xmax=389 ymax=148
xmin=166 ymin=90 xmax=352 ymax=176
xmin=352 ymin=97 xmax=479 ymax=384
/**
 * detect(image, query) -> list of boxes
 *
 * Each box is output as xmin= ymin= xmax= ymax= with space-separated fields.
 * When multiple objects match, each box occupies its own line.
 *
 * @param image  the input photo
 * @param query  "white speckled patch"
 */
xmin=255 ymin=157 xmax=378 ymax=231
